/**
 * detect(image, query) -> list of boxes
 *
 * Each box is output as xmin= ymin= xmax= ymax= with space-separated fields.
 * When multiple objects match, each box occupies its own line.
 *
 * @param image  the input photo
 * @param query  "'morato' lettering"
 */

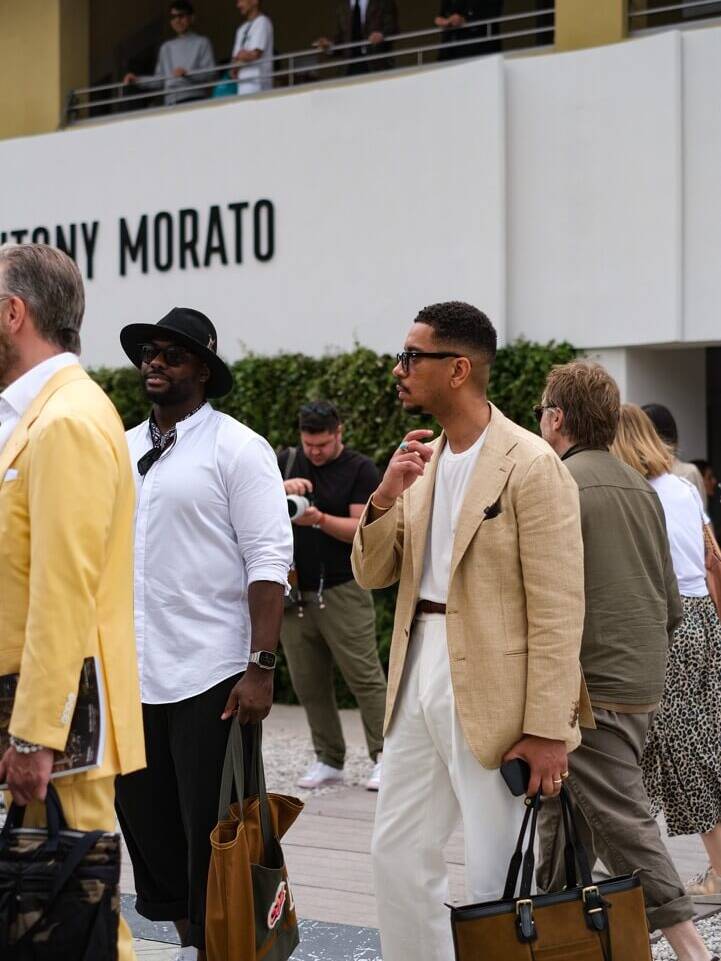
xmin=119 ymin=201 xmax=274 ymax=277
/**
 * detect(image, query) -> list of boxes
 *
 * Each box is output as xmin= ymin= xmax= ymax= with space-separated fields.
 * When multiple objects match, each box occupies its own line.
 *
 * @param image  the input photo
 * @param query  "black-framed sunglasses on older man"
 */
xmin=396 ymin=350 xmax=462 ymax=373
xmin=533 ymin=404 xmax=558 ymax=424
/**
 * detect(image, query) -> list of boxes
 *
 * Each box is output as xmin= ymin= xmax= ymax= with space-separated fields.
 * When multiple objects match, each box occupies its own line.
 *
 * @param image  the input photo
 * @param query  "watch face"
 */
xmin=258 ymin=651 xmax=276 ymax=668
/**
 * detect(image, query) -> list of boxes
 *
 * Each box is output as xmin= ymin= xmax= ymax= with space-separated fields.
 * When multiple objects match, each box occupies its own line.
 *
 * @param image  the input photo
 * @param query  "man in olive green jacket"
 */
xmin=537 ymin=361 xmax=714 ymax=961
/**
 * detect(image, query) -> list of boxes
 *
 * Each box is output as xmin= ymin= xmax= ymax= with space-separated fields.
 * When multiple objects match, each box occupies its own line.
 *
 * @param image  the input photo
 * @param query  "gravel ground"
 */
xmin=652 ymin=912 xmax=721 ymax=959
xmin=263 ymin=727 xmax=376 ymax=798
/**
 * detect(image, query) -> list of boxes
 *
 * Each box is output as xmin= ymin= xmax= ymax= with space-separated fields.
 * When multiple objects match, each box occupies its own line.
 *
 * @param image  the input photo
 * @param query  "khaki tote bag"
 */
xmin=206 ymin=721 xmax=304 ymax=961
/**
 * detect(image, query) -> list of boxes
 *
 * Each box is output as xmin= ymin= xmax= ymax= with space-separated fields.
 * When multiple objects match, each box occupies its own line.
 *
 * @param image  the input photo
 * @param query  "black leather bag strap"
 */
xmin=518 ymin=796 xmax=541 ymax=899
xmin=559 ymin=788 xmax=578 ymax=890
xmin=502 ymin=794 xmax=541 ymax=900
xmin=558 ymin=788 xmax=594 ymax=887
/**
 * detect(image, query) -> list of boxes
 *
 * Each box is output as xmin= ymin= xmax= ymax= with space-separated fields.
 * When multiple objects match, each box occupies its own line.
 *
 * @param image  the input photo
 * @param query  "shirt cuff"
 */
xmin=247 ymin=565 xmax=291 ymax=592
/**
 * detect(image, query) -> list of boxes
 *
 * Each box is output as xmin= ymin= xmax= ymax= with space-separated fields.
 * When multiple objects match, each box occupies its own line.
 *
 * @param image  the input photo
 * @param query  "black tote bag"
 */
xmin=0 ymin=783 xmax=121 ymax=960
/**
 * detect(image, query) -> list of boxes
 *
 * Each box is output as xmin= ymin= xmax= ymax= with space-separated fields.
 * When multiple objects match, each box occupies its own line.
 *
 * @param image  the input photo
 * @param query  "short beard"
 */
xmin=0 ymin=326 xmax=19 ymax=389
xmin=143 ymin=378 xmax=198 ymax=407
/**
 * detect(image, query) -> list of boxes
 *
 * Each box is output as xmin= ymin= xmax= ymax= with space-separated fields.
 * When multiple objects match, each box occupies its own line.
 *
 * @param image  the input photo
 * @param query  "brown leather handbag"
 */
xmin=450 ymin=789 xmax=651 ymax=960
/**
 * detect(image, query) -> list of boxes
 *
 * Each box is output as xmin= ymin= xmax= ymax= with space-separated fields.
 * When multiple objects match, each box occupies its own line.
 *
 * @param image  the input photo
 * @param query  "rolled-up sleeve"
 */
xmin=226 ymin=435 xmax=293 ymax=588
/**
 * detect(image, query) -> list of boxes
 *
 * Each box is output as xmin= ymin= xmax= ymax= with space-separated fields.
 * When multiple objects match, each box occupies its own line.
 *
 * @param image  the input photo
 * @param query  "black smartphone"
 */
xmin=500 ymin=758 xmax=531 ymax=797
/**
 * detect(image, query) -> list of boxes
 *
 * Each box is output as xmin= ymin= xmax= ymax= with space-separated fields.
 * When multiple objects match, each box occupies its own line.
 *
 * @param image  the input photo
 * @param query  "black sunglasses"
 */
xmin=140 ymin=343 xmax=191 ymax=367
xmin=533 ymin=404 xmax=557 ymax=424
xmin=396 ymin=350 xmax=462 ymax=373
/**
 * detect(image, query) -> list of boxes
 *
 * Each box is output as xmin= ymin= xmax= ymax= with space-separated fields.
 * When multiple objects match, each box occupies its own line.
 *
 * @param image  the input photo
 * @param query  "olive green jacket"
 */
xmin=562 ymin=447 xmax=682 ymax=708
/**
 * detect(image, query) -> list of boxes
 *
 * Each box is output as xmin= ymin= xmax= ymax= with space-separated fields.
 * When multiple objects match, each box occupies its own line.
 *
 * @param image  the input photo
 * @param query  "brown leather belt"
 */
xmin=416 ymin=599 xmax=447 ymax=616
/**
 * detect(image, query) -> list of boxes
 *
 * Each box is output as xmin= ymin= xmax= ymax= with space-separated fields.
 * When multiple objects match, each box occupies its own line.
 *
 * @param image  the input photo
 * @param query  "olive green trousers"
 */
xmin=280 ymin=579 xmax=387 ymax=768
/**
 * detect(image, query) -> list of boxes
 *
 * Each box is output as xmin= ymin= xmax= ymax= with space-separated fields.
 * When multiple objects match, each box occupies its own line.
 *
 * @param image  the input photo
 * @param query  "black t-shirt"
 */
xmin=277 ymin=446 xmax=379 ymax=591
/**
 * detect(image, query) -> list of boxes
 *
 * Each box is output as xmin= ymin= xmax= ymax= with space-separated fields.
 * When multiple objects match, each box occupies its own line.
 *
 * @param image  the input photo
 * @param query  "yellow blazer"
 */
xmin=351 ymin=403 xmax=592 ymax=769
xmin=0 ymin=365 xmax=145 ymax=779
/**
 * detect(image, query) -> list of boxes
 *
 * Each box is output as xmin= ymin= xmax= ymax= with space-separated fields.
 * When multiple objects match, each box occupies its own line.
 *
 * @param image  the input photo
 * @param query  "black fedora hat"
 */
xmin=120 ymin=307 xmax=233 ymax=398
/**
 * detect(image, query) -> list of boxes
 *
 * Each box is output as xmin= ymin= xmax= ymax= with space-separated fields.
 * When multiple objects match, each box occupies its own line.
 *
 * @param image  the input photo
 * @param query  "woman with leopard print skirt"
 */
xmin=612 ymin=404 xmax=721 ymax=902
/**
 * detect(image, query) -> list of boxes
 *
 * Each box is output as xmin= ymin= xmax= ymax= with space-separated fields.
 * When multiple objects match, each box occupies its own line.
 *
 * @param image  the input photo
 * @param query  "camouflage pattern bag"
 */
xmin=206 ymin=721 xmax=304 ymax=961
xmin=0 ymin=783 xmax=120 ymax=960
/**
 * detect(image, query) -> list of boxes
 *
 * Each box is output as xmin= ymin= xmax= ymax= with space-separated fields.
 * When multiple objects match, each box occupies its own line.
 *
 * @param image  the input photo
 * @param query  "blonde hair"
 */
xmin=611 ymin=404 xmax=674 ymax=479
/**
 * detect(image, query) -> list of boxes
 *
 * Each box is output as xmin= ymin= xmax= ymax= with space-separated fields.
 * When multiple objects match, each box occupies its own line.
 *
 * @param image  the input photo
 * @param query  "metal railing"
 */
xmin=629 ymin=0 xmax=721 ymax=28
xmin=65 ymin=7 xmax=554 ymax=125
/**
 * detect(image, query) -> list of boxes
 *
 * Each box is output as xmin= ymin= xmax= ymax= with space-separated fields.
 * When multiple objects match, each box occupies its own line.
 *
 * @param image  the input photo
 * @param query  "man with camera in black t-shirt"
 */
xmin=278 ymin=402 xmax=387 ymax=790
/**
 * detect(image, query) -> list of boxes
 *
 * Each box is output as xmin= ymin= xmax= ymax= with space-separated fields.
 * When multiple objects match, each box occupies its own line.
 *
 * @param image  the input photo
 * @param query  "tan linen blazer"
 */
xmin=0 ymin=366 xmax=145 ymax=780
xmin=351 ymin=403 xmax=592 ymax=769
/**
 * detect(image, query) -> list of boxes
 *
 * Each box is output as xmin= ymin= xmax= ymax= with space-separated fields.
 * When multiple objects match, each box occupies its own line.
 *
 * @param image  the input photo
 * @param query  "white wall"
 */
xmin=506 ymin=32 xmax=683 ymax=350
xmin=0 ymin=58 xmax=505 ymax=368
xmin=682 ymin=27 xmax=721 ymax=342
xmin=588 ymin=346 xmax=706 ymax=459
xmin=1 ymin=26 xmax=721 ymax=369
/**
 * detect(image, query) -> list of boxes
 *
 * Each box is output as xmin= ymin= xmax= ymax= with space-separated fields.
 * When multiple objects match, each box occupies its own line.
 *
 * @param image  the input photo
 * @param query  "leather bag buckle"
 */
xmin=515 ymin=899 xmax=537 ymax=943
xmin=582 ymin=885 xmax=608 ymax=932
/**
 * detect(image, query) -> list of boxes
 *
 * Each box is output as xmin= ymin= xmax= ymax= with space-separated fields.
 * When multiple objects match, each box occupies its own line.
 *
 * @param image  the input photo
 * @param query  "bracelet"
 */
xmin=10 ymin=735 xmax=45 ymax=754
xmin=370 ymin=497 xmax=393 ymax=513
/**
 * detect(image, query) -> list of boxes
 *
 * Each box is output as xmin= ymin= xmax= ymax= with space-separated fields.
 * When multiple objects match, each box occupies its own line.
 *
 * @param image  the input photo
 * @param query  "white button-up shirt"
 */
xmin=126 ymin=404 xmax=293 ymax=704
xmin=0 ymin=352 xmax=78 ymax=455
xmin=350 ymin=0 xmax=370 ymax=24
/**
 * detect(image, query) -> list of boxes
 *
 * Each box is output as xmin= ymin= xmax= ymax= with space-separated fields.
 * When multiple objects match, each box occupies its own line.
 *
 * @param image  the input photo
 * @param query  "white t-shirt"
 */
xmin=649 ymin=472 xmax=708 ymax=597
xmin=419 ymin=429 xmax=488 ymax=604
xmin=233 ymin=14 xmax=274 ymax=95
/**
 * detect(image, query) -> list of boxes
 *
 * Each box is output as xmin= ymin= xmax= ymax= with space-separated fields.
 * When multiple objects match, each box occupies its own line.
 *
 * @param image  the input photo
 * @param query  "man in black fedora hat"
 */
xmin=115 ymin=307 xmax=293 ymax=961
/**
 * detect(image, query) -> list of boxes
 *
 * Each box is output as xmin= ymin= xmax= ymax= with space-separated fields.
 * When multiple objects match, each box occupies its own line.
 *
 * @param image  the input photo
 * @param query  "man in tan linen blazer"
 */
xmin=351 ymin=302 xmax=588 ymax=961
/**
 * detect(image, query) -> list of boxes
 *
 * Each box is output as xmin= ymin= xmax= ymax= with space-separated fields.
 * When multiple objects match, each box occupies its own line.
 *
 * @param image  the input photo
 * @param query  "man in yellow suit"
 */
xmin=0 ymin=243 xmax=145 ymax=961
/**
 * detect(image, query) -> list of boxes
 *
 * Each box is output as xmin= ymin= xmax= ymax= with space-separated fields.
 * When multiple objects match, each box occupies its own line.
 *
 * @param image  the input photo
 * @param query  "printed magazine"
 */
xmin=0 ymin=657 xmax=105 ymax=786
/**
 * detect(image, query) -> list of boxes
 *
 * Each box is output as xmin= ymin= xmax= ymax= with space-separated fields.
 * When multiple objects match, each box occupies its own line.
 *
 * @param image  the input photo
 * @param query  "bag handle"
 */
xmin=0 ymin=782 xmax=67 ymax=855
xmin=503 ymin=787 xmax=596 ymax=901
xmin=503 ymin=787 xmax=611 ymax=949
xmin=218 ymin=720 xmax=275 ymax=864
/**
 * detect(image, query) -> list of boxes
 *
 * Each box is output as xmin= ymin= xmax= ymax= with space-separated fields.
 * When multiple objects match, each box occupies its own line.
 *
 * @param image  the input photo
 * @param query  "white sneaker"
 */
xmin=173 ymin=948 xmax=198 ymax=961
xmin=366 ymin=754 xmax=383 ymax=792
xmin=297 ymin=760 xmax=344 ymax=789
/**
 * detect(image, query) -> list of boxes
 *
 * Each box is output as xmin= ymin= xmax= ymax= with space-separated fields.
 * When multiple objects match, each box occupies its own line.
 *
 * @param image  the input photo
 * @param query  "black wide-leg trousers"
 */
xmin=115 ymin=673 xmax=252 ymax=950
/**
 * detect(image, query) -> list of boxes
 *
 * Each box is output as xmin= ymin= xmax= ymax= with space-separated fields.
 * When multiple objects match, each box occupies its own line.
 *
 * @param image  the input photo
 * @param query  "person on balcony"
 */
xmin=123 ymin=2 xmax=216 ymax=107
xmin=314 ymin=0 xmax=399 ymax=77
xmin=231 ymin=0 xmax=274 ymax=96
xmin=435 ymin=1 xmax=503 ymax=60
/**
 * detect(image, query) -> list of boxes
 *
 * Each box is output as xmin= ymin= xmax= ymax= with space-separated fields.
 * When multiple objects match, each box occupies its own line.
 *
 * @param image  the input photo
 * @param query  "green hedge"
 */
xmin=90 ymin=338 xmax=576 ymax=708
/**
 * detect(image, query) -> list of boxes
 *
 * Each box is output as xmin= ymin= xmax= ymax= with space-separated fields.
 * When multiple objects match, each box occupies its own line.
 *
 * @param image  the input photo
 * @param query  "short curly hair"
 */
xmin=543 ymin=361 xmax=620 ymax=449
xmin=414 ymin=301 xmax=497 ymax=362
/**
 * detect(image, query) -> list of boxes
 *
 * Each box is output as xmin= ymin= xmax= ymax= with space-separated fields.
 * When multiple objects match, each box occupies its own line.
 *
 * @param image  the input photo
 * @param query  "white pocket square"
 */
xmin=3 ymin=469 xmax=18 ymax=482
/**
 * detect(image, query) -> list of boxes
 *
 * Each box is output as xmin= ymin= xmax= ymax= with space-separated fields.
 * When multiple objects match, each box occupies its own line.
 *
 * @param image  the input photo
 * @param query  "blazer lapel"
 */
xmin=0 ymin=365 xmax=86 ymax=486
xmin=448 ymin=406 xmax=515 ymax=582
xmin=409 ymin=434 xmax=445 ymax=583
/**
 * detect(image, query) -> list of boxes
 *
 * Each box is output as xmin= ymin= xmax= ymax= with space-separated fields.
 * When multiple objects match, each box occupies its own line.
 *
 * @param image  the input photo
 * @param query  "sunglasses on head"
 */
xmin=395 ymin=350 xmax=462 ymax=373
xmin=140 ymin=343 xmax=191 ymax=367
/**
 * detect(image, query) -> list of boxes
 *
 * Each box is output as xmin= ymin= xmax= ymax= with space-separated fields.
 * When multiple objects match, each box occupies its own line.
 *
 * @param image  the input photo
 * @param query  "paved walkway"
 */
xmin=130 ymin=705 xmax=715 ymax=959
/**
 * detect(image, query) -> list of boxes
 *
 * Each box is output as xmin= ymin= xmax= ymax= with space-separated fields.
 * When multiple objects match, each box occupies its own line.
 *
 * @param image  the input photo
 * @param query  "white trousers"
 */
xmin=371 ymin=614 xmax=525 ymax=961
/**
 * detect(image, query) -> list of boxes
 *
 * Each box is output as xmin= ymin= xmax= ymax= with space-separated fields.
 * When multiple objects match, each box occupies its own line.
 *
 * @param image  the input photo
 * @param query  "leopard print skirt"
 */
xmin=642 ymin=594 xmax=721 ymax=837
